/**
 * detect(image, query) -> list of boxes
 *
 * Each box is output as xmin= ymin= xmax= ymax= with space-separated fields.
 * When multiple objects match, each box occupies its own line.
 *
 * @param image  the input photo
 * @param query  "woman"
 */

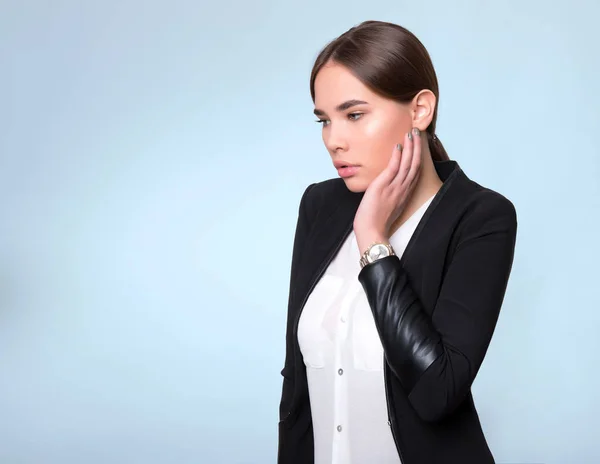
xmin=278 ymin=20 xmax=517 ymax=464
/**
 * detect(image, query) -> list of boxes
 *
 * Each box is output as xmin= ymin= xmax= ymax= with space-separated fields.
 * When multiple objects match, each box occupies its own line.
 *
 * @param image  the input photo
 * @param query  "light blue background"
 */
xmin=1 ymin=1 xmax=599 ymax=463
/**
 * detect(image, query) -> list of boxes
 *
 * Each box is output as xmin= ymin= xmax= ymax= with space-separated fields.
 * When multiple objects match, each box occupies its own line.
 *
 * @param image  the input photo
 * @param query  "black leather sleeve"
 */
xmin=278 ymin=183 xmax=316 ymax=421
xmin=358 ymin=194 xmax=517 ymax=422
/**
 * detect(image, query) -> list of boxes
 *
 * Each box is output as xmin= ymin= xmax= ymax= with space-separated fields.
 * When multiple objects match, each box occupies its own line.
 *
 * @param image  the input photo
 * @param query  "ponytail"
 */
xmin=426 ymin=129 xmax=450 ymax=162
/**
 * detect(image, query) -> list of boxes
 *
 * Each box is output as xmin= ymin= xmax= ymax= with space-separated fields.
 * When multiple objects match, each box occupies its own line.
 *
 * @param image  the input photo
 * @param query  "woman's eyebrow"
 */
xmin=313 ymin=99 xmax=369 ymax=116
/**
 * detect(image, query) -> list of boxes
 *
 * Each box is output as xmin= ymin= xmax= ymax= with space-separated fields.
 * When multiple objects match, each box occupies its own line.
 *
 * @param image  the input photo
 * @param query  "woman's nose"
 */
xmin=324 ymin=124 xmax=349 ymax=153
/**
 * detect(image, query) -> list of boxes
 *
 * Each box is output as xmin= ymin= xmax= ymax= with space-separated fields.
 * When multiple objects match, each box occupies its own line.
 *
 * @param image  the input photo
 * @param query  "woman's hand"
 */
xmin=354 ymin=128 xmax=423 ymax=256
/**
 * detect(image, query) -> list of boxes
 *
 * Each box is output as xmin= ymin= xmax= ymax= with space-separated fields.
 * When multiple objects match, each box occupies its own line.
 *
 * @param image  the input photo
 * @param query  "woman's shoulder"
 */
xmin=297 ymin=177 xmax=351 ymax=219
xmin=453 ymin=172 xmax=518 ymax=240
xmin=298 ymin=167 xmax=517 ymax=238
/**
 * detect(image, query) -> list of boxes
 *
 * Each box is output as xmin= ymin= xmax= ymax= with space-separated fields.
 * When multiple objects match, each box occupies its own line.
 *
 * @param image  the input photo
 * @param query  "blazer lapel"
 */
xmin=293 ymin=160 xmax=464 ymax=315
xmin=293 ymin=187 xmax=363 ymax=308
xmin=399 ymin=160 xmax=464 ymax=272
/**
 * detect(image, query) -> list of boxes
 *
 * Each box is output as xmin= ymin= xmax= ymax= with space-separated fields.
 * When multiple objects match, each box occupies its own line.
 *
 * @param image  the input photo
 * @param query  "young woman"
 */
xmin=277 ymin=20 xmax=517 ymax=464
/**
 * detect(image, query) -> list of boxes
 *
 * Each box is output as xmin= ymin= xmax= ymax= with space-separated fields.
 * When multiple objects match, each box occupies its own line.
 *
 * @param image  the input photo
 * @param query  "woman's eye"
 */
xmin=315 ymin=113 xmax=362 ymax=127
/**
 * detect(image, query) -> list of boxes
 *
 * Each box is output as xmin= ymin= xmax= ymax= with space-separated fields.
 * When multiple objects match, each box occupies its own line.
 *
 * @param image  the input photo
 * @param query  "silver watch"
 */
xmin=359 ymin=242 xmax=395 ymax=268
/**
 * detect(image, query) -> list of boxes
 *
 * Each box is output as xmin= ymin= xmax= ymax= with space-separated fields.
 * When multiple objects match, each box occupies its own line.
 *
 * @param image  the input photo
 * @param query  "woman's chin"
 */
xmin=341 ymin=176 xmax=368 ymax=193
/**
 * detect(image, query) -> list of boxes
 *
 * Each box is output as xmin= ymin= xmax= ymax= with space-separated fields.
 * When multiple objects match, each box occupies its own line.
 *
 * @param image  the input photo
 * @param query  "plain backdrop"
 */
xmin=1 ymin=1 xmax=599 ymax=463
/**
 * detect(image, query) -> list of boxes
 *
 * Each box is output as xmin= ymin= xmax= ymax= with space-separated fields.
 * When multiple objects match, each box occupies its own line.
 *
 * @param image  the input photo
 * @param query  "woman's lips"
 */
xmin=337 ymin=165 xmax=360 ymax=178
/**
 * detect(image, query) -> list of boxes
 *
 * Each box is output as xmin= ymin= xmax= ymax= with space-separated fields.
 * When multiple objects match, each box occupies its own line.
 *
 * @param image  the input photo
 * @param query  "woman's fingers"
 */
xmin=407 ymin=128 xmax=422 ymax=185
xmin=385 ymin=128 xmax=422 ymax=189
xmin=382 ymin=142 xmax=403 ymax=184
xmin=394 ymin=130 xmax=413 ymax=186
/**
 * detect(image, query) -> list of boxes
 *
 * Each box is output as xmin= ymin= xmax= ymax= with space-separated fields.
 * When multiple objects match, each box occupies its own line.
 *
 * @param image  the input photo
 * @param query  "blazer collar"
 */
xmin=302 ymin=159 xmax=465 ymax=290
xmin=316 ymin=159 xmax=463 ymax=243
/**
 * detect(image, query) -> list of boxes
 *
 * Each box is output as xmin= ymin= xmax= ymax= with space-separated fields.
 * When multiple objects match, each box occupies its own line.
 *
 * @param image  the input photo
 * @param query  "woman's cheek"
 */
xmin=362 ymin=117 xmax=385 ymax=139
xmin=366 ymin=117 xmax=398 ymax=148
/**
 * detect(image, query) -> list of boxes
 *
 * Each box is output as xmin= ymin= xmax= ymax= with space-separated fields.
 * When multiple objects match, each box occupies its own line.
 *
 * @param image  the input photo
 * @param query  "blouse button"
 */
xmin=337 ymin=425 xmax=343 ymax=432
xmin=338 ymin=368 xmax=344 ymax=375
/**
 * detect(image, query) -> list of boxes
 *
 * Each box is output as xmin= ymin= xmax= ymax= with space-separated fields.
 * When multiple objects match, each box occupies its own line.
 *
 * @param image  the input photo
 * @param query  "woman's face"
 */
xmin=313 ymin=61 xmax=414 ymax=192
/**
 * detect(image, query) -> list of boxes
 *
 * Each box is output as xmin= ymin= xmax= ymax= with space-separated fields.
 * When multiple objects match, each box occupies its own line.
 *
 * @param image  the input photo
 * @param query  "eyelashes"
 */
xmin=315 ymin=112 xmax=364 ymax=127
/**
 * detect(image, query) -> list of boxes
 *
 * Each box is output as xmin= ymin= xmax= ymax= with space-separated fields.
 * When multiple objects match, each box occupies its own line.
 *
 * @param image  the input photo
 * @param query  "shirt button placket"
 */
xmin=333 ymin=284 xmax=352 ymax=458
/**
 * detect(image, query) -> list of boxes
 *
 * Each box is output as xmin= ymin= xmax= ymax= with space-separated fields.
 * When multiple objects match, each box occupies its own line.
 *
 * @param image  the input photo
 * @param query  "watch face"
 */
xmin=368 ymin=244 xmax=390 ymax=261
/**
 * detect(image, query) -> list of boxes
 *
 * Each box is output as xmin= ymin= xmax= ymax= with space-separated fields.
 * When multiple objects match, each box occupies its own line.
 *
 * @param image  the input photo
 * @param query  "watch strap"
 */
xmin=359 ymin=242 xmax=395 ymax=269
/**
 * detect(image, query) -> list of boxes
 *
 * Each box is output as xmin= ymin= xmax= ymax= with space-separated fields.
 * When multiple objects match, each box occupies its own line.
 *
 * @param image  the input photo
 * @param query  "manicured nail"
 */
xmin=396 ymin=143 xmax=403 ymax=151
xmin=413 ymin=127 xmax=421 ymax=136
xmin=407 ymin=131 xmax=413 ymax=140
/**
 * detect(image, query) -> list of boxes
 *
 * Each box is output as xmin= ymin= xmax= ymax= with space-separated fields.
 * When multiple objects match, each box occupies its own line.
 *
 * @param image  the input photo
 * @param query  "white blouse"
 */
xmin=297 ymin=193 xmax=435 ymax=464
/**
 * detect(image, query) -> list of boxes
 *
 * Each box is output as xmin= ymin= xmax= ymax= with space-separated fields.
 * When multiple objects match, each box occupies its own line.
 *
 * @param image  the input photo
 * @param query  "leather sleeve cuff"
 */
xmin=358 ymin=255 xmax=443 ymax=391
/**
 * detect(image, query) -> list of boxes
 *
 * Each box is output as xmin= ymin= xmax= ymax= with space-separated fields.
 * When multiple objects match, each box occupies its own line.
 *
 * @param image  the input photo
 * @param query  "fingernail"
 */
xmin=407 ymin=131 xmax=413 ymax=140
xmin=396 ymin=143 xmax=403 ymax=151
xmin=413 ymin=128 xmax=420 ymax=136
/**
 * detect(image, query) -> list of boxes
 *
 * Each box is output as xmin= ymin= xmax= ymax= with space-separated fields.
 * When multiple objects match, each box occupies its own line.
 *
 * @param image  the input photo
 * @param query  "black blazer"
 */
xmin=278 ymin=159 xmax=518 ymax=464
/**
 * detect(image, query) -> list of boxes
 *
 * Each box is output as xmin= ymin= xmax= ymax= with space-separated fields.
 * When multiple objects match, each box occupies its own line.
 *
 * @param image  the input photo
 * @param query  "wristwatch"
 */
xmin=359 ymin=242 xmax=396 ymax=268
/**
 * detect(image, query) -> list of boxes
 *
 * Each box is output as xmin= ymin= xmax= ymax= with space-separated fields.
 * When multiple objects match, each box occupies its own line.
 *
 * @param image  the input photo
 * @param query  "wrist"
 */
xmin=355 ymin=230 xmax=390 ymax=256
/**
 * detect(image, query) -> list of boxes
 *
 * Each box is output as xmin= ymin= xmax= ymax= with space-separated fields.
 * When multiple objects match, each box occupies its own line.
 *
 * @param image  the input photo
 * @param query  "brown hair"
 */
xmin=309 ymin=20 xmax=450 ymax=162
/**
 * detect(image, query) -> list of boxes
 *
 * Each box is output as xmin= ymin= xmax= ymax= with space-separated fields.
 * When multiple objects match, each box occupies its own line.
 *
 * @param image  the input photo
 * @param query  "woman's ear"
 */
xmin=411 ymin=89 xmax=436 ymax=130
